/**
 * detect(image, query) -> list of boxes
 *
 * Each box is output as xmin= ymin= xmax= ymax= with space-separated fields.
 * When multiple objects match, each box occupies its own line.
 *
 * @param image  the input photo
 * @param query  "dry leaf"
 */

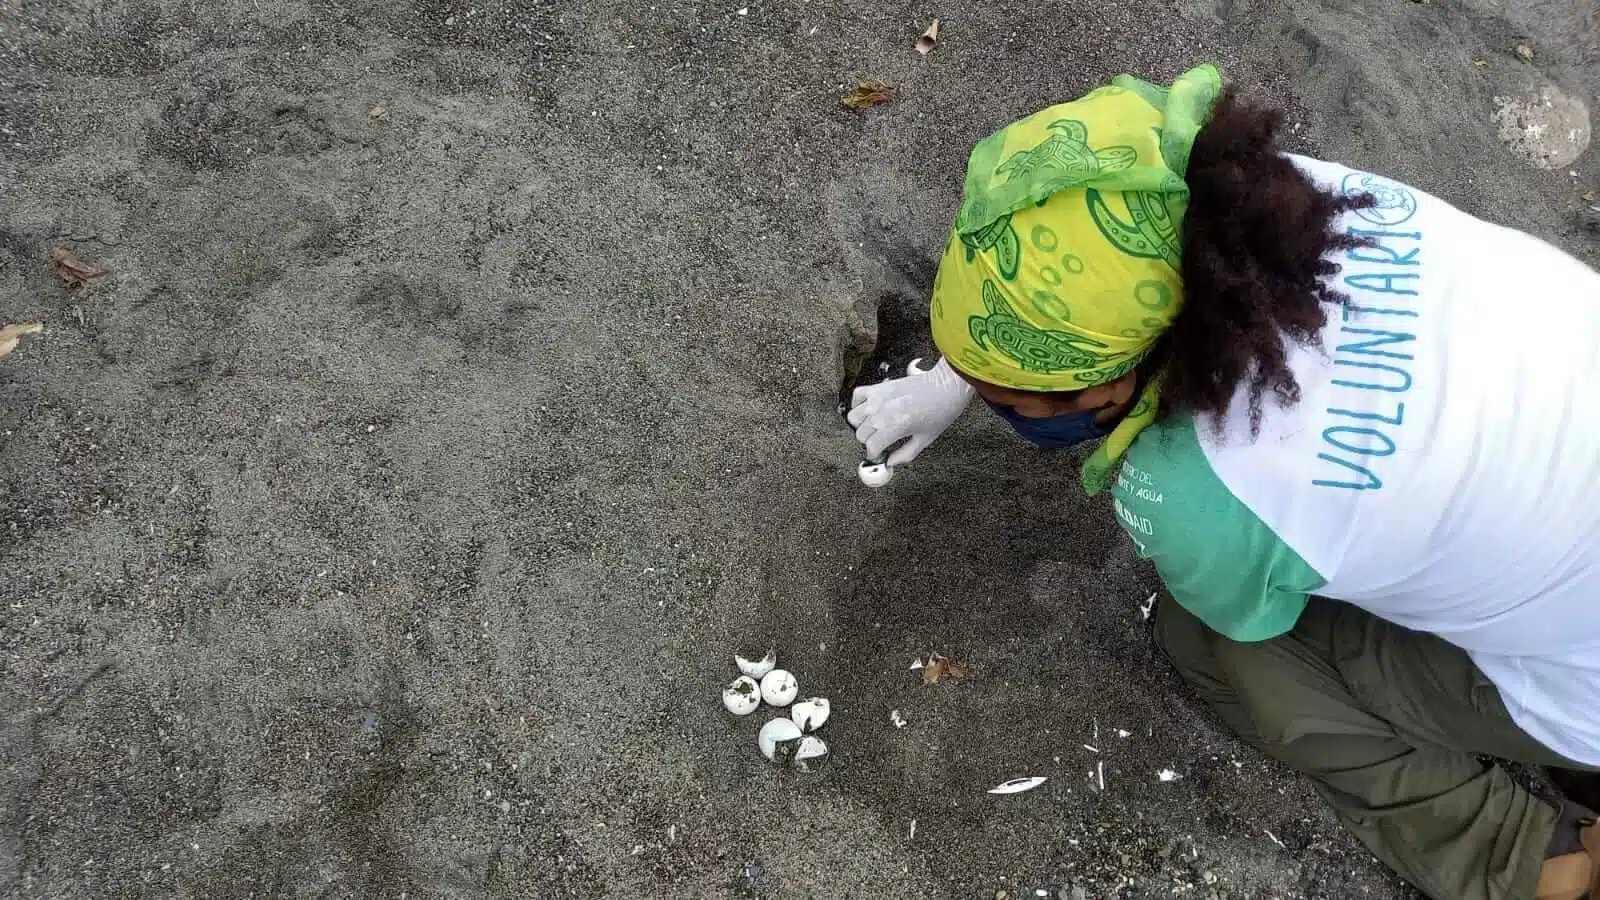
xmin=915 ymin=19 xmax=940 ymax=55
xmin=842 ymin=78 xmax=894 ymax=110
xmin=922 ymin=651 xmax=965 ymax=685
xmin=0 ymin=323 xmax=43 ymax=360
xmin=1472 ymin=58 xmax=1490 ymax=68
xmin=1514 ymin=43 xmax=1535 ymax=62
xmin=50 ymin=247 xmax=106 ymax=289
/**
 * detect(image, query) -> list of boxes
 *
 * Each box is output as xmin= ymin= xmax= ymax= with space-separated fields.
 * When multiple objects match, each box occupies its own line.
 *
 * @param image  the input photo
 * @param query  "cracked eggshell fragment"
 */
xmin=722 ymin=675 xmax=761 ymax=716
xmin=758 ymin=717 xmax=804 ymax=762
xmin=792 ymin=735 xmax=829 ymax=773
xmin=987 ymin=776 xmax=1047 ymax=795
xmin=736 ymin=649 xmax=777 ymax=679
xmin=759 ymin=669 xmax=798 ymax=707
xmin=790 ymin=697 xmax=830 ymax=732
xmin=857 ymin=460 xmax=894 ymax=488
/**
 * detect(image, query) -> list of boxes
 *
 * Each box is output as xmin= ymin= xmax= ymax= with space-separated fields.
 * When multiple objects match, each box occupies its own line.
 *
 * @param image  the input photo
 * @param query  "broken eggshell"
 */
xmin=792 ymin=735 xmax=829 ymax=773
xmin=790 ymin=697 xmax=830 ymax=732
xmin=758 ymin=716 xmax=804 ymax=762
xmin=722 ymin=675 xmax=761 ymax=716
xmin=987 ymin=776 xmax=1048 ymax=795
xmin=736 ymin=649 xmax=777 ymax=680
xmin=759 ymin=668 xmax=798 ymax=707
xmin=857 ymin=460 xmax=894 ymax=488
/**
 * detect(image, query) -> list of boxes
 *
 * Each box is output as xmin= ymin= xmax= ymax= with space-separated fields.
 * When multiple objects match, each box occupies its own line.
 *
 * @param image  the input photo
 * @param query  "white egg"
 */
xmin=722 ymin=675 xmax=761 ymax=716
xmin=758 ymin=717 xmax=803 ymax=761
xmin=759 ymin=669 xmax=798 ymax=707
xmin=735 ymin=649 xmax=777 ymax=680
xmin=792 ymin=735 xmax=829 ymax=773
xmin=857 ymin=460 xmax=894 ymax=488
xmin=790 ymin=697 xmax=830 ymax=732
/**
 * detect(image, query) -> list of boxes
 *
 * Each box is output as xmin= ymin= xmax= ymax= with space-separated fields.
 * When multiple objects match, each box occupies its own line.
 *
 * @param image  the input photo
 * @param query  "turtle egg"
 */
xmin=758 ymin=717 xmax=803 ymax=762
xmin=792 ymin=735 xmax=830 ymax=773
xmin=790 ymin=697 xmax=830 ymax=732
xmin=760 ymin=669 xmax=798 ymax=707
xmin=857 ymin=460 xmax=894 ymax=488
xmin=735 ymin=649 xmax=777 ymax=680
xmin=722 ymin=675 xmax=761 ymax=716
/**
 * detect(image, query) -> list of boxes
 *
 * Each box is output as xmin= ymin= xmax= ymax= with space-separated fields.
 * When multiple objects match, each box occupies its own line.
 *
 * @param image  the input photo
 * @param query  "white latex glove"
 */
xmin=846 ymin=356 xmax=976 ymax=466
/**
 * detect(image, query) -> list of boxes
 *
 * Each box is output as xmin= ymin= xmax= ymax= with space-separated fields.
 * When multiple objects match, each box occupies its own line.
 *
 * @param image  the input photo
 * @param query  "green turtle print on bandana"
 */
xmin=968 ymin=279 xmax=1108 ymax=373
xmin=997 ymin=119 xmax=1138 ymax=197
xmin=960 ymin=213 xmax=1022 ymax=281
xmin=1087 ymin=188 xmax=1183 ymax=270
xmin=928 ymin=64 xmax=1224 ymax=494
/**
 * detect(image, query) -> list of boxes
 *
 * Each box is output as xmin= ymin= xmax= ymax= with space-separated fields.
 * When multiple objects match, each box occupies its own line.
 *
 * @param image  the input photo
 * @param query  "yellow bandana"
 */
xmin=929 ymin=65 xmax=1221 ymax=493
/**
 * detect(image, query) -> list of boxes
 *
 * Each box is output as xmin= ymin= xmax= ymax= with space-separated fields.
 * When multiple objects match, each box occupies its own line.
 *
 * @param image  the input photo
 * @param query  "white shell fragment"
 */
xmin=759 ymin=669 xmax=798 ymax=707
xmin=1157 ymin=769 xmax=1183 ymax=783
xmin=792 ymin=735 xmax=829 ymax=772
xmin=736 ymin=649 xmax=777 ymax=680
xmin=758 ymin=717 xmax=804 ymax=762
xmin=857 ymin=460 xmax=894 ymax=488
xmin=790 ymin=697 xmax=830 ymax=732
xmin=722 ymin=676 xmax=761 ymax=716
xmin=889 ymin=708 xmax=907 ymax=728
xmin=987 ymin=776 xmax=1047 ymax=795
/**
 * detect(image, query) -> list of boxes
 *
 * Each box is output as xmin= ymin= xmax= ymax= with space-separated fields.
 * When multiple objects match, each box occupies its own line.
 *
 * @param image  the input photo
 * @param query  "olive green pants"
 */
xmin=1156 ymin=597 xmax=1598 ymax=900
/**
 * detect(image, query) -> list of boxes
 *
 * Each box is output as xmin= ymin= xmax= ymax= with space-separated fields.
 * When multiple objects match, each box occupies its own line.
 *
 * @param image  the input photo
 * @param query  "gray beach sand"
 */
xmin=0 ymin=0 xmax=1595 ymax=897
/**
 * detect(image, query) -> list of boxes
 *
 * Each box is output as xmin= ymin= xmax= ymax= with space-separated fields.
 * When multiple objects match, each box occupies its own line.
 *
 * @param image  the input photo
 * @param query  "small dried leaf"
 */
xmin=50 ymin=248 xmax=106 ymax=288
xmin=0 ymin=323 xmax=43 ymax=360
xmin=1514 ymin=43 xmax=1535 ymax=62
xmin=842 ymin=78 xmax=894 ymax=110
xmin=921 ymin=651 xmax=965 ymax=685
xmin=915 ymin=19 xmax=940 ymax=55
xmin=1472 ymin=58 xmax=1490 ymax=68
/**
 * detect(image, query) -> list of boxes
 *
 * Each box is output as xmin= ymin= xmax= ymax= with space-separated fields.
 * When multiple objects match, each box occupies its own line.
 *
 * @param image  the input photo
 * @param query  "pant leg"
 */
xmin=1327 ymin=604 xmax=1593 ymax=769
xmin=1154 ymin=597 xmax=1566 ymax=900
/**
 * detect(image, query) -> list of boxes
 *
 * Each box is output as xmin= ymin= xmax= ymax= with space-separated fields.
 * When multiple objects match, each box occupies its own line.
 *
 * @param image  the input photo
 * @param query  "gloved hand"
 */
xmin=846 ymin=356 xmax=975 ymax=467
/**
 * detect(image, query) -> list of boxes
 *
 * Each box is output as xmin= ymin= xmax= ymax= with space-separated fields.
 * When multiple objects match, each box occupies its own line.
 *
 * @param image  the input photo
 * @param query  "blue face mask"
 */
xmin=985 ymin=401 xmax=1112 ymax=450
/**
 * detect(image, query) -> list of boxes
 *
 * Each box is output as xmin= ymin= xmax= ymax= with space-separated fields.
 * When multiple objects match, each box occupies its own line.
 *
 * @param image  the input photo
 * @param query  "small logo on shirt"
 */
xmin=1343 ymin=173 xmax=1419 ymax=226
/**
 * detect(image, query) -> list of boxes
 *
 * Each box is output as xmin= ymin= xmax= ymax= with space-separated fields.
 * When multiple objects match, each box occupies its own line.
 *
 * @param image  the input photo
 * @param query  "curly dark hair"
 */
xmin=1158 ymin=88 xmax=1375 ymax=430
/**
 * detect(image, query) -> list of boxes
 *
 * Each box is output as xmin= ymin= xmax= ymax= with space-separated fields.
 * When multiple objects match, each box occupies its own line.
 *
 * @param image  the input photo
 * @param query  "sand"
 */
xmin=0 ymin=0 xmax=1594 ymax=897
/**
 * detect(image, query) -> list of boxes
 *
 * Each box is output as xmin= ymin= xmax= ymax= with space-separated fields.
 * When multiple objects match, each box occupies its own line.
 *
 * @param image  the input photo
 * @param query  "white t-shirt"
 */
xmin=1112 ymin=155 xmax=1600 ymax=765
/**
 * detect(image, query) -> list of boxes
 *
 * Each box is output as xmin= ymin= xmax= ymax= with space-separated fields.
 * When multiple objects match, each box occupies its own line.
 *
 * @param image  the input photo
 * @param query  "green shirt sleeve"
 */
xmin=1111 ymin=417 xmax=1326 ymax=642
